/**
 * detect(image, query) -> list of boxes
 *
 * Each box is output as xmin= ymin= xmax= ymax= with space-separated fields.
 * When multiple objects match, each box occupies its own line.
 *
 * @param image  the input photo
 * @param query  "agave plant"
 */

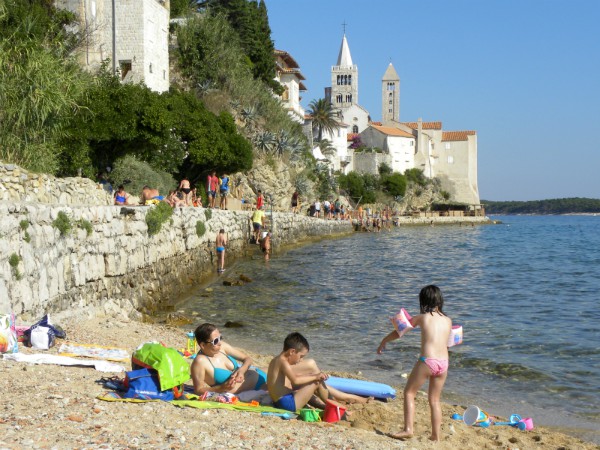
xmin=240 ymin=105 xmax=257 ymax=131
xmin=253 ymin=130 xmax=275 ymax=154
xmin=273 ymin=130 xmax=292 ymax=157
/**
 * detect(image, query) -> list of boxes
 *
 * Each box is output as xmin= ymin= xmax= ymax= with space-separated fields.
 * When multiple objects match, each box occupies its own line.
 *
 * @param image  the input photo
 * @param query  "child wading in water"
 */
xmin=377 ymin=285 xmax=452 ymax=441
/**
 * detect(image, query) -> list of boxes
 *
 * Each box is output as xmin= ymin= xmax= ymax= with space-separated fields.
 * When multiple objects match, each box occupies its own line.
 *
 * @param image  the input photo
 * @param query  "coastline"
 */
xmin=1 ymin=314 xmax=597 ymax=449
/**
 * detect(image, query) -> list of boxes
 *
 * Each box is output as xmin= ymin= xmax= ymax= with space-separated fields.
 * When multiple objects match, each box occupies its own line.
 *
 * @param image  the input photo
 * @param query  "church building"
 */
xmin=324 ymin=32 xmax=480 ymax=205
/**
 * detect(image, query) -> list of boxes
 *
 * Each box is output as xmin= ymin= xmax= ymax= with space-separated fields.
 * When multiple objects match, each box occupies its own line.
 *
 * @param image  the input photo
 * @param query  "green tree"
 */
xmin=308 ymin=98 xmax=338 ymax=142
xmin=381 ymin=172 xmax=407 ymax=197
xmin=170 ymin=0 xmax=195 ymax=17
xmin=0 ymin=0 xmax=87 ymax=173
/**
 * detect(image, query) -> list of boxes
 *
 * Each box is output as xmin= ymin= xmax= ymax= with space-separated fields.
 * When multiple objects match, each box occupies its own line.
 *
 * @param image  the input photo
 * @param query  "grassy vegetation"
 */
xmin=52 ymin=211 xmax=72 ymax=236
xmin=76 ymin=218 xmax=93 ymax=236
xmin=146 ymin=202 xmax=174 ymax=236
xmin=9 ymin=253 xmax=22 ymax=280
xmin=196 ymin=220 xmax=206 ymax=237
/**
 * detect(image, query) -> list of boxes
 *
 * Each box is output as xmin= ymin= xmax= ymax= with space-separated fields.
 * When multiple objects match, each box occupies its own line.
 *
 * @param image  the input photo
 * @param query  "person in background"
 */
xmin=215 ymin=228 xmax=227 ymax=273
xmin=256 ymin=190 xmax=264 ymax=211
xmin=219 ymin=174 xmax=230 ymax=210
xmin=179 ymin=177 xmax=192 ymax=206
xmin=191 ymin=188 xmax=202 ymax=207
xmin=207 ymin=171 xmax=219 ymax=208
xmin=251 ymin=207 xmax=266 ymax=244
xmin=291 ymin=190 xmax=299 ymax=214
xmin=260 ymin=230 xmax=271 ymax=261
xmin=114 ymin=185 xmax=130 ymax=205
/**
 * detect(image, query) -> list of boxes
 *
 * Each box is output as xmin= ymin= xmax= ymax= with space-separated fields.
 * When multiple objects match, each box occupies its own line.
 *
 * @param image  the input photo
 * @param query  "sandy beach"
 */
xmin=0 ymin=314 xmax=597 ymax=450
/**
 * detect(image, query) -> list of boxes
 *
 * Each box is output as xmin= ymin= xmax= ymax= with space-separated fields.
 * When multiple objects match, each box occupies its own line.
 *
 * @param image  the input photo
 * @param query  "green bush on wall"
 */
xmin=204 ymin=208 xmax=212 ymax=221
xmin=52 ymin=211 xmax=72 ymax=236
xmin=196 ymin=220 xmax=206 ymax=237
xmin=76 ymin=219 xmax=93 ymax=236
xmin=146 ymin=202 xmax=174 ymax=236
xmin=8 ymin=253 xmax=22 ymax=281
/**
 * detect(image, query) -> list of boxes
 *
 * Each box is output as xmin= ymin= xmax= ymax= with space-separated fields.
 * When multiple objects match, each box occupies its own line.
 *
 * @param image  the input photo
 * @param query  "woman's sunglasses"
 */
xmin=205 ymin=335 xmax=223 ymax=346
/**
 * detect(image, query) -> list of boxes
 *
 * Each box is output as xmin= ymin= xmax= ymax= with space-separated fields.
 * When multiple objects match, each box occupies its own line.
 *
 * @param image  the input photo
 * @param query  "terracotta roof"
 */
xmin=371 ymin=125 xmax=414 ymax=138
xmin=277 ymin=67 xmax=306 ymax=80
xmin=401 ymin=121 xmax=442 ymax=130
xmin=347 ymin=133 xmax=359 ymax=141
xmin=442 ymin=131 xmax=476 ymax=141
xmin=370 ymin=121 xmax=382 ymax=126
xmin=274 ymin=49 xmax=300 ymax=69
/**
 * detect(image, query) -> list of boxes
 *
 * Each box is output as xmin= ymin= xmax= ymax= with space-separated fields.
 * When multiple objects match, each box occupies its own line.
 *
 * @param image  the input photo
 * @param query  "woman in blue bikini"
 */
xmin=190 ymin=323 xmax=267 ymax=396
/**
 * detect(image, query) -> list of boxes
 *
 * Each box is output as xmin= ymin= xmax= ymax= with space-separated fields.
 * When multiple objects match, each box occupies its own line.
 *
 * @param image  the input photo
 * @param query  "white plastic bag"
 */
xmin=30 ymin=326 xmax=55 ymax=350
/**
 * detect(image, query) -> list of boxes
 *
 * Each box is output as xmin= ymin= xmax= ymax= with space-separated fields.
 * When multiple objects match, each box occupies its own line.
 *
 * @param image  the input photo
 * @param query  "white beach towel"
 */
xmin=2 ymin=352 xmax=125 ymax=372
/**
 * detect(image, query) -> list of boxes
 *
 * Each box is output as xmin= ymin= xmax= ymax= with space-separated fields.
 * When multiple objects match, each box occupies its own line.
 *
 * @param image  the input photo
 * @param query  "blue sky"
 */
xmin=266 ymin=0 xmax=600 ymax=201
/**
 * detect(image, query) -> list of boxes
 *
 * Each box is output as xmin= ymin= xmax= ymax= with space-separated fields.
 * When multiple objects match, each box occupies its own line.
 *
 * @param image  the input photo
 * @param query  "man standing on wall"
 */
xmin=207 ymin=171 xmax=218 ymax=208
xmin=219 ymin=173 xmax=230 ymax=210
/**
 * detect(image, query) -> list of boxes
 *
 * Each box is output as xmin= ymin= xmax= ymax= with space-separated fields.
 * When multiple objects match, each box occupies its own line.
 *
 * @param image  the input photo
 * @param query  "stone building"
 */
xmin=324 ymin=34 xmax=370 ymax=135
xmin=320 ymin=32 xmax=480 ymax=205
xmin=274 ymin=49 xmax=307 ymax=123
xmin=57 ymin=0 xmax=170 ymax=93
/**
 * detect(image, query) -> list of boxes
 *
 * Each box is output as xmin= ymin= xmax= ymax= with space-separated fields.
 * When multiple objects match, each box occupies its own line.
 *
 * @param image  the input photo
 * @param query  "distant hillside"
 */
xmin=482 ymin=197 xmax=600 ymax=215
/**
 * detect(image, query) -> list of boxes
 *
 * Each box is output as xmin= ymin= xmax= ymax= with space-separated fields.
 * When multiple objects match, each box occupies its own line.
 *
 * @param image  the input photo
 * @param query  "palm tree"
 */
xmin=307 ymin=98 xmax=338 ymax=142
xmin=317 ymin=139 xmax=336 ymax=158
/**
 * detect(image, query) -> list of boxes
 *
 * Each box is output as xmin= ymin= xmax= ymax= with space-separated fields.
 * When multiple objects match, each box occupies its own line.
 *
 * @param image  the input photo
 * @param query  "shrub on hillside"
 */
xmin=110 ymin=155 xmax=177 ymax=198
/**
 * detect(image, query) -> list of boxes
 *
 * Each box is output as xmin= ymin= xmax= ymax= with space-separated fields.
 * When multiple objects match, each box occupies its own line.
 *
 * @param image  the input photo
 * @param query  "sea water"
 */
xmin=178 ymin=215 xmax=600 ymax=442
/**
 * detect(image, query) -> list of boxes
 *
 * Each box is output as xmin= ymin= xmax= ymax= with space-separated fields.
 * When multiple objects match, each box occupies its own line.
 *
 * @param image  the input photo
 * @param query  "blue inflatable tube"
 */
xmin=326 ymin=376 xmax=396 ymax=400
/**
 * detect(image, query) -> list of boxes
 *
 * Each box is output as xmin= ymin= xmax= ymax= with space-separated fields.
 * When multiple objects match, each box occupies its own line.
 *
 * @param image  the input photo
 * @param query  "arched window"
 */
xmin=336 ymin=94 xmax=343 ymax=103
xmin=352 ymin=125 xmax=359 ymax=133
xmin=348 ymin=75 xmax=352 ymax=85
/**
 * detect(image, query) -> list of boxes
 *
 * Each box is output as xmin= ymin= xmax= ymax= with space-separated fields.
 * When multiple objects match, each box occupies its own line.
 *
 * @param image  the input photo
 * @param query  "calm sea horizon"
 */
xmin=177 ymin=215 xmax=600 ymax=443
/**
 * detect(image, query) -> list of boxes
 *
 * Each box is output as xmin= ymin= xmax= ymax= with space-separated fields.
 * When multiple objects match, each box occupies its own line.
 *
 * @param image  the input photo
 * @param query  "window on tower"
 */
xmin=337 ymin=94 xmax=342 ymax=103
xmin=348 ymin=75 xmax=352 ymax=85
xmin=353 ymin=125 xmax=359 ymax=133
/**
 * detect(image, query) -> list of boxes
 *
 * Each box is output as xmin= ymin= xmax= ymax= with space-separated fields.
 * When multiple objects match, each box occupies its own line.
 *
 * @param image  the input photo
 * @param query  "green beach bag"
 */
xmin=131 ymin=342 xmax=190 ymax=391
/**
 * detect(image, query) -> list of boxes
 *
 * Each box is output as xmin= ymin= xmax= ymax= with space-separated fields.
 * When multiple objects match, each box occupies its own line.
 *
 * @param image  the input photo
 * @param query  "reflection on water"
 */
xmin=177 ymin=216 xmax=600 ymax=441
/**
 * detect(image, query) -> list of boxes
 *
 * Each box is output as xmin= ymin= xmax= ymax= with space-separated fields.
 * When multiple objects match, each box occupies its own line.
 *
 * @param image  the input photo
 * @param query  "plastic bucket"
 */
xmin=299 ymin=408 xmax=321 ymax=422
xmin=447 ymin=325 xmax=463 ymax=347
xmin=323 ymin=400 xmax=346 ymax=423
xmin=519 ymin=417 xmax=534 ymax=430
xmin=463 ymin=405 xmax=490 ymax=427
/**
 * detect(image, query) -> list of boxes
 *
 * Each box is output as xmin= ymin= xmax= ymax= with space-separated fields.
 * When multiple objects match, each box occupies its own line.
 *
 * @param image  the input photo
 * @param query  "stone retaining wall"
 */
xmin=0 ymin=203 xmax=353 ymax=320
xmin=0 ymin=162 xmax=112 ymax=205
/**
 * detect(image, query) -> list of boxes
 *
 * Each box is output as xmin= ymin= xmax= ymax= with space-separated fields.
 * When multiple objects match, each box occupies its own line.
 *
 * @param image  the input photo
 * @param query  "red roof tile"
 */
xmin=442 ymin=131 xmax=476 ymax=141
xmin=274 ymin=49 xmax=300 ymax=69
xmin=401 ymin=121 xmax=442 ymax=130
xmin=371 ymin=125 xmax=414 ymax=138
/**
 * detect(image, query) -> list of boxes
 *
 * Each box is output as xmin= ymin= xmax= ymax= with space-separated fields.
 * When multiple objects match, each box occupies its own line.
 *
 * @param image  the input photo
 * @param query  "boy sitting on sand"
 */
xmin=267 ymin=332 xmax=329 ymax=412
